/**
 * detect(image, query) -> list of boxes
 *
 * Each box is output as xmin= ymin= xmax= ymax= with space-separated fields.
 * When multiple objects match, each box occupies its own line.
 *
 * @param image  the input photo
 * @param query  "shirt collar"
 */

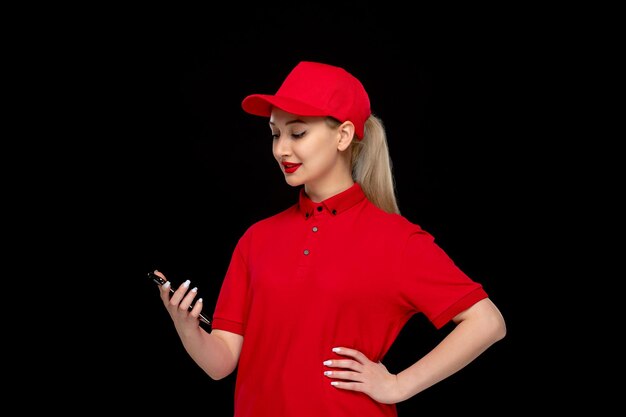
xmin=297 ymin=182 xmax=366 ymax=219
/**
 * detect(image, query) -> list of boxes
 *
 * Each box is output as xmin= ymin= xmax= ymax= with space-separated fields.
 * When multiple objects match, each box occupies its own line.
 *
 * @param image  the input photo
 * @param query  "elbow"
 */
xmin=477 ymin=298 xmax=507 ymax=344
xmin=458 ymin=298 xmax=507 ymax=344
xmin=211 ymin=372 xmax=231 ymax=381
xmin=471 ymin=299 xmax=507 ymax=345
xmin=209 ymin=364 xmax=236 ymax=381
xmin=490 ymin=309 xmax=507 ymax=343
xmin=207 ymin=359 xmax=238 ymax=381
xmin=494 ymin=319 xmax=507 ymax=343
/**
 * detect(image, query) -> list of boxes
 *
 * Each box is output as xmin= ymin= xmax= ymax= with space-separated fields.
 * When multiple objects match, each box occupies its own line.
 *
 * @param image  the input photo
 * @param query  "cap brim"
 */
xmin=242 ymin=94 xmax=328 ymax=118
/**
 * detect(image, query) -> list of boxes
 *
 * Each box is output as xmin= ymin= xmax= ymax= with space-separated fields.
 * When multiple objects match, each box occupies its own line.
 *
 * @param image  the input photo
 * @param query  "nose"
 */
xmin=273 ymin=134 xmax=291 ymax=159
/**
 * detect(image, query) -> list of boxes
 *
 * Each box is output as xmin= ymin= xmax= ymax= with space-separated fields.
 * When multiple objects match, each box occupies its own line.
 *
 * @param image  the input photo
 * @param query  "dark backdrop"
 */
xmin=78 ymin=10 xmax=558 ymax=415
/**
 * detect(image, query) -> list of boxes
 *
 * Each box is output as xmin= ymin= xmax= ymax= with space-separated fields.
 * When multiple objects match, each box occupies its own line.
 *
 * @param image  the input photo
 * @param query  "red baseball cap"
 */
xmin=241 ymin=61 xmax=371 ymax=139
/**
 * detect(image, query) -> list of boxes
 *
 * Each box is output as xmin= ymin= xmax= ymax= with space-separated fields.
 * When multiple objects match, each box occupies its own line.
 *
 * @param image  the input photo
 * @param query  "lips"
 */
xmin=282 ymin=162 xmax=302 ymax=174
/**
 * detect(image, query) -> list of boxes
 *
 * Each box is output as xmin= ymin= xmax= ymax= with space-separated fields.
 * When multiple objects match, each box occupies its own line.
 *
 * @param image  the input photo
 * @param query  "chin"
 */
xmin=284 ymin=176 xmax=304 ymax=187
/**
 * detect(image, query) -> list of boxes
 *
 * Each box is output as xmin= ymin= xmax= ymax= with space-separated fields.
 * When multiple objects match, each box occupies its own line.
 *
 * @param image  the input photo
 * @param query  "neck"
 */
xmin=305 ymin=175 xmax=354 ymax=202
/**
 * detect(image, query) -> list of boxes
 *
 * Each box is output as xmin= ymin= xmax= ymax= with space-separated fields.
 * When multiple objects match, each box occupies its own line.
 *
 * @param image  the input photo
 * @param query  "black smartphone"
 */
xmin=148 ymin=271 xmax=211 ymax=327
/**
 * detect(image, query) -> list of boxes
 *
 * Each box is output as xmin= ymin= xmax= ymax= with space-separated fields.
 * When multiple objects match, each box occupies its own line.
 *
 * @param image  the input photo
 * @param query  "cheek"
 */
xmin=296 ymin=140 xmax=326 ymax=161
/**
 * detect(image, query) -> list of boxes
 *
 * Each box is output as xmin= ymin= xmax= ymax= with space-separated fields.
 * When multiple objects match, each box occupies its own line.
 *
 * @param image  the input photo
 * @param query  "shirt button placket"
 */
xmin=301 ymin=206 xmax=324 ymax=265
xmin=303 ymin=224 xmax=319 ymax=256
xmin=304 ymin=225 xmax=319 ymax=256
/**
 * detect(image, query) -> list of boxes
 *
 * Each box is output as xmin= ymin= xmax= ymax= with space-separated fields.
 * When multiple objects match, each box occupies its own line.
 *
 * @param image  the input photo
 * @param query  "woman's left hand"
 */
xmin=323 ymin=347 xmax=402 ymax=404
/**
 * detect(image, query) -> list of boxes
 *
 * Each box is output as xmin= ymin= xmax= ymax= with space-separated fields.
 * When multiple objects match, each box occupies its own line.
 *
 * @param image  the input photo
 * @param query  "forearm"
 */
xmin=396 ymin=299 xmax=506 ymax=401
xmin=178 ymin=328 xmax=239 ymax=380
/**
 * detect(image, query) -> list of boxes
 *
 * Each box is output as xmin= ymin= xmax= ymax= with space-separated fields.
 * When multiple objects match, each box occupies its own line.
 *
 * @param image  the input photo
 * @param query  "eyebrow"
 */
xmin=269 ymin=118 xmax=308 ymax=127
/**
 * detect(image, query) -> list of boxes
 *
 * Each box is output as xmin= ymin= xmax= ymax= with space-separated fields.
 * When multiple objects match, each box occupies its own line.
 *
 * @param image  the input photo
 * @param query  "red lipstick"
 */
xmin=282 ymin=162 xmax=302 ymax=174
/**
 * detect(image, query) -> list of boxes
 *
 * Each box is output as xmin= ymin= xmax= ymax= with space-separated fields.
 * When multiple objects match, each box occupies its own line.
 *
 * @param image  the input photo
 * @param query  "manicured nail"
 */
xmin=324 ymin=371 xmax=332 ymax=376
xmin=197 ymin=298 xmax=203 ymax=303
xmin=183 ymin=280 xmax=190 ymax=288
xmin=331 ymin=381 xmax=339 ymax=386
xmin=191 ymin=287 xmax=198 ymax=292
xmin=323 ymin=360 xmax=332 ymax=366
xmin=332 ymin=347 xmax=341 ymax=352
xmin=163 ymin=281 xmax=171 ymax=289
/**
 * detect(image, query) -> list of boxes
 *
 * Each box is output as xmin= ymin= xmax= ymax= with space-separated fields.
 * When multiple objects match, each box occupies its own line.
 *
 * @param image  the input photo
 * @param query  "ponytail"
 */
xmin=351 ymin=115 xmax=400 ymax=214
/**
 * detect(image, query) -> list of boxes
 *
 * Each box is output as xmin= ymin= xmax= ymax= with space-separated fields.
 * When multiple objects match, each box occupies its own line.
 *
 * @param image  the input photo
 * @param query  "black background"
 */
xmin=55 ymin=7 xmax=572 ymax=415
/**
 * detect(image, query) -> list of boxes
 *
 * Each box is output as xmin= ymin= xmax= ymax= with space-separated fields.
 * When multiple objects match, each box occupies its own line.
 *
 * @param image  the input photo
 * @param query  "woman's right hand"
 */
xmin=154 ymin=270 xmax=204 ymax=334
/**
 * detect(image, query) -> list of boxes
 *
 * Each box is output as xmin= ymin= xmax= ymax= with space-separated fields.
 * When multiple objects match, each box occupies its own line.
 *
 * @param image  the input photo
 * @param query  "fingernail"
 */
xmin=191 ymin=287 xmax=198 ymax=292
xmin=332 ymin=347 xmax=341 ymax=352
xmin=323 ymin=360 xmax=332 ymax=366
xmin=324 ymin=371 xmax=332 ymax=376
xmin=183 ymin=280 xmax=190 ymax=288
xmin=331 ymin=381 xmax=339 ymax=386
xmin=163 ymin=281 xmax=171 ymax=289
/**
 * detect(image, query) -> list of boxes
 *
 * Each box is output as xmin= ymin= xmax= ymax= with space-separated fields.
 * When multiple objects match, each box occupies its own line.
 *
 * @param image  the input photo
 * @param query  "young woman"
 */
xmin=154 ymin=61 xmax=506 ymax=417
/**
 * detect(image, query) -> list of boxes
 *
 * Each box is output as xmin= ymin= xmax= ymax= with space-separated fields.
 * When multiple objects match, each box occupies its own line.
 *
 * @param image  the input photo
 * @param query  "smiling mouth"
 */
xmin=282 ymin=163 xmax=302 ymax=173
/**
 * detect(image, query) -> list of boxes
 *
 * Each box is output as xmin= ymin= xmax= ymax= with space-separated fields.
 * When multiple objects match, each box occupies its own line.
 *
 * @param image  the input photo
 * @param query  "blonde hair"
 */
xmin=350 ymin=115 xmax=400 ymax=214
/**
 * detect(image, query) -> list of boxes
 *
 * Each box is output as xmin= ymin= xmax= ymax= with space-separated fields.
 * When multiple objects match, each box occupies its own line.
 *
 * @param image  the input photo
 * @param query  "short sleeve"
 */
xmin=399 ymin=229 xmax=488 ymax=329
xmin=211 ymin=230 xmax=252 ymax=335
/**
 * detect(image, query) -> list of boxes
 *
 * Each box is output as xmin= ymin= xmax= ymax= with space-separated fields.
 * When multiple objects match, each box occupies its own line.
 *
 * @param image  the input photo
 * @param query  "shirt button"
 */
xmin=316 ymin=206 xmax=323 ymax=212
xmin=331 ymin=209 xmax=337 ymax=215
xmin=312 ymin=226 xmax=318 ymax=232
xmin=303 ymin=249 xmax=310 ymax=255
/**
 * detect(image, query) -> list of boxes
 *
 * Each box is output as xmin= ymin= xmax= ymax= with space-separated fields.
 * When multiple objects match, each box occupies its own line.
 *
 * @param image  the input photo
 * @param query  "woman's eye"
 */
xmin=271 ymin=133 xmax=280 ymax=140
xmin=292 ymin=131 xmax=305 ymax=139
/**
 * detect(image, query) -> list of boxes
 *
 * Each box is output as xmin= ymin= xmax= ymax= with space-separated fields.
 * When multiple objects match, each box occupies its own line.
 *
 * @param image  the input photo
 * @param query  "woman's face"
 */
xmin=270 ymin=108 xmax=344 ymax=189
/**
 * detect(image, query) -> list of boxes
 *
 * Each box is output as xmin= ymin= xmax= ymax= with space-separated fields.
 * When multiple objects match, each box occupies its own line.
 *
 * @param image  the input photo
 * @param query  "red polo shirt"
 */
xmin=212 ymin=182 xmax=487 ymax=417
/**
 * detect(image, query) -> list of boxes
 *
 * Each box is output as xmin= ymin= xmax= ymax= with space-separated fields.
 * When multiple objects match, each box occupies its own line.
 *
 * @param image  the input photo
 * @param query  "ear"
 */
xmin=337 ymin=121 xmax=355 ymax=151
